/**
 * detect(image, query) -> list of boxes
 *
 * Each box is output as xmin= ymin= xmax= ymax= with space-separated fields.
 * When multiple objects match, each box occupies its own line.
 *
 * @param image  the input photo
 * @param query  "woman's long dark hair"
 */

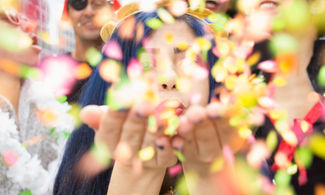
xmin=54 ymin=10 xmax=218 ymax=195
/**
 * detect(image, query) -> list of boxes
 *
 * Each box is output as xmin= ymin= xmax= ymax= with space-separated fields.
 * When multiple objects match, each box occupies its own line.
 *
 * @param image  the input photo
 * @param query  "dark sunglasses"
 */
xmin=68 ymin=0 xmax=113 ymax=10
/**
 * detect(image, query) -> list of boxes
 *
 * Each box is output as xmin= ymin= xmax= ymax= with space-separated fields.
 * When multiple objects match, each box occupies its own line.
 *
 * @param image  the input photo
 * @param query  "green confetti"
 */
xmin=19 ymin=66 xmax=41 ymax=80
xmin=207 ymin=13 xmax=229 ymax=33
xmin=91 ymin=142 xmax=111 ymax=166
xmin=274 ymin=170 xmax=291 ymax=187
xmin=148 ymin=115 xmax=157 ymax=132
xmin=280 ymin=0 xmax=310 ymax=32
xmin=157 ymin=8 xmax=175 ymax=24
xmin=56 ymin=96 xmax=67 ymax=103
xmin=317 ymin=66 xmax=325 ymax=87
xmin=295 ymin=147 xmax=313 ymax=168
xmin=164 ymin=115 xmax=179 ymax=136
xmin=138 ymin=146 xmax=155 ymax=161
xmin=63 ymin=132 xmax=71 ymax=139
xmin=138 ymin=48 xmax=152 ymax=71
xmin=85 ymin=47 xmax=102 ymax=67
xmin=266 ymin=130 xmax=278 ymax=152
xmin=175 ymin=175 xmax=190 ymax=195
xmin=269 ymin=33 xmax=298 ymax=55
xmin=0 ymin=22 xmax=32 ymax=52
xmin=145 ymin=18 xmax=163 ymax=30
xmin=49 ymin=128 xmax=56 ymax=136
xmin=174 ymin=150 xmax=185 ymax=162
xmin=20 ymin=190 xmax=33 ymax=195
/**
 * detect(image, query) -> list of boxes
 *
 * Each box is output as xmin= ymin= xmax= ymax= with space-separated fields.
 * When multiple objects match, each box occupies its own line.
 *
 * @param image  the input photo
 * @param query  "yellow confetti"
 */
xmin=138 ymin=146 xmax=155 ymax=161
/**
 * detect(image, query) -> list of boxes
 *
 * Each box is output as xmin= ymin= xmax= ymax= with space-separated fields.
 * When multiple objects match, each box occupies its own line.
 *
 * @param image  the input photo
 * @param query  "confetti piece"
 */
xmin=287 ymin=164 xmax=298 ymax=175
xmin=317 ymin=66 xmax=325 ymax=87
xmin=138 ymin=146 xmax=155 ymax=161
xmin=24 ymin=136 xmax=44 ymax=147
xmin=266 ymin=130 xmax=278 ymax=152
xmin=210 ymin=157 xmax=224 ymax=173
xmin=75 ymin=63 xmax=92 ymax=80
xmin=276 ymin=53 xmax=298 ymax=75
xmin=247 ymin=52 xmax=261 ymax=66
xmin=247 ymin=141 xmax=271 ymax=169
xmin=207 ymin=13 xmax=229 ymax=33
xmin=118 ymin=16 xmax=136 ymax=40
xmin=146 ymin=18 xmax=163 ymax=31
xmin=91 ymin=142 xmax=111 ymax=166
xmin=239 ymin=92 xmax=258 ymax=108
xmin=0 ymin=59 xmax=20 ymax=76
xmin=148 ymin=115 xmax=157 ymax=133
xmin=165 ymin=33 xmax=174 ymax=43
xmin=0 ymin=22 xmax=32 ymax=52
xmin=157 ymin=8 xmax=175 ymax=24
xmin=56 ymin=96 xmax=67 ymax=103
xmin=138 ymin=48 xmax=152 ymax=71
xmin=274 ymin=152 xmax=289 ymax=168
xmin=270 ymin=33 xmax=298 ymax=56
xmin=223 ymin=145 xmax=234 ymax=165
xmin=168 ymin=0 xmax=188 ymax=17
xmin=38 ymin=109 xmax=59 ymax=126
xmin=20 ymin=190 xmax=33 ymax=195
xmin=273 ymin=76 xmax=287 ymax=87
xmin=104 ymin=40 xmax=122 ymax=61
xmin=174 ymin=150 xmax=185 ymax=162
xmin=309 ymin=134 xmax=325 ymax=160
xmin=99 ymin=59 xmax=122 ymax=83
xmin=295 ymin=147 xmax=313 ymax=168
xmin=282 ymin=130 xmax=298 ymax=146
xmin=168 ymin=164 xmax=182 ymax=176
xmin=68 ymin=103 xmax=82 ymax=128
xmin=39 ymin=55 xmax=77 ymax=97
xmin=115 ymin=142 xmax=132 ymax=163
xmin=127 ymin=58 xmax=143 ymax=80
xmin=164 ymin=115 xmax=179 ymax=136
xmin=2 ymin=150 xmax=18 ymax=166
xmin=238 ymin=127 xmax=252 ymax=139
xmin=280 ymin=0 xmax=310 ymax=32
xmin=85 ymin=47 xmax=102 ymax=67
xmin=274 ymin=170 xmax=291 ymax=187
xmin=258 ymin=60 xmax=277 ymax=73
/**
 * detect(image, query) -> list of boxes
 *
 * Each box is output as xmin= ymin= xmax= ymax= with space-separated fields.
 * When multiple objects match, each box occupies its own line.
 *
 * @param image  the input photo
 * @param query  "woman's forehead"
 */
xmin=146 ymin=19 xmax=196 ymax=45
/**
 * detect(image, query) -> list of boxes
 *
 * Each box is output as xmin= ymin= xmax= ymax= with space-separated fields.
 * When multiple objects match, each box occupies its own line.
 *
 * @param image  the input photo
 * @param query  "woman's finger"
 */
xmin=80 ymin=105 xmax=107 ymax=130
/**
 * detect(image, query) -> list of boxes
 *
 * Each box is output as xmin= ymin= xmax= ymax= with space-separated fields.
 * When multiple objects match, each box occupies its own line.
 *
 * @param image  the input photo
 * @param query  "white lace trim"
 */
xmin=0 ymin=81 xmax=75 ymax=195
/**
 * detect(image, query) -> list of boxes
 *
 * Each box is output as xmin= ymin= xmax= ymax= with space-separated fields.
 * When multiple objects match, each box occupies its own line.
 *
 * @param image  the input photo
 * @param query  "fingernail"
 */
xmin=136 ymin=112 xmax=144 ymax=118
xmin=158 ymin=126 xmax=164 ymax=131
xmin=208 ymin=116 xmax=220 ymax=120
xmin=156 ymin=144 xmax=165 ymax=150
xmin=118 ymin=108 xmax=129 ymax=113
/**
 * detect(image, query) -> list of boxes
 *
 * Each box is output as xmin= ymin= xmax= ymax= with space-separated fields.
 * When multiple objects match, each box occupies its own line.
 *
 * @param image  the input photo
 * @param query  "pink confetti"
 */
xmin=168 ymin=164 xmax=182 ymax=176
xmin=258 ymin=60 xmax=278 ymax=73
xmin=104 ymin=40 xmax=123 ymax=61
xmin=223 ymin=145 xmax=235 ymax=165
xmin=39 ymin=55 xmax=78 ymax=97
xmin=127 ymin=58 xmax=143 ymax=80
xmin=190 ymin=92 xmax=202 ymax=105
xmin=2 ymin=151 xmax=19 ymax=166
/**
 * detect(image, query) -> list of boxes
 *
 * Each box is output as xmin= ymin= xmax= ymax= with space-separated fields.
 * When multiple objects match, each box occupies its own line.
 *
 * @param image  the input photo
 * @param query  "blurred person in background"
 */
xmin=0 ymin=7 xmax=74 ymax=195
xmin=61 ymin=0 xmax=120 ymax=103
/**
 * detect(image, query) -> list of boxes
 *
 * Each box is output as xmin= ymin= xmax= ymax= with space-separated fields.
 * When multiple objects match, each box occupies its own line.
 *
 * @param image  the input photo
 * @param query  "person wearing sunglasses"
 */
xmin=61 ymin=0 xmax=120 ymax=103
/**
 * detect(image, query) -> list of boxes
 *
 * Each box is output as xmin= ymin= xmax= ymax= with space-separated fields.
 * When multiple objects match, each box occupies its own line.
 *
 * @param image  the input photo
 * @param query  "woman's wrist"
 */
xmin=107 ymin=162 xmax=167 ymax=195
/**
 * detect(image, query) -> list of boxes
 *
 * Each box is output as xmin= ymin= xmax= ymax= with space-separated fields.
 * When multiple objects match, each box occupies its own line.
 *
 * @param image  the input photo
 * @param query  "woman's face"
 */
xmin=144 ymin=20 xmax=210 ymax=108
xmin=0 ymin=11 xmax=41 ymax=66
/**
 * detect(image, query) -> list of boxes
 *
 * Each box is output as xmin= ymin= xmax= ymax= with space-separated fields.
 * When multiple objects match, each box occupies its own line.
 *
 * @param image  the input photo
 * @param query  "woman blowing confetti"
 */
xmin=53 ymin=1 xmax=247 ymax=194
xmin=0 ymin=7 xmax=74 ymax=195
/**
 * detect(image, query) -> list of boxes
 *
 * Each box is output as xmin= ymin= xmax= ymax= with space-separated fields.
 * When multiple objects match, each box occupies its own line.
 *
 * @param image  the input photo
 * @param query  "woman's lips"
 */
xmin=157 ymin=100 xmax=185 ymax=116
xmin=205 ymin=1 xmax=220 ymax=10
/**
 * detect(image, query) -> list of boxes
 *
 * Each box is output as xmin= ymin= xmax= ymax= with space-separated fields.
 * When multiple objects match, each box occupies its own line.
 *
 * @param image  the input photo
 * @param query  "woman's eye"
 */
xmin=259 ymin=1 xmax=278 ymax=10
xmin=173 ymin=47 xmax=183 ymax=54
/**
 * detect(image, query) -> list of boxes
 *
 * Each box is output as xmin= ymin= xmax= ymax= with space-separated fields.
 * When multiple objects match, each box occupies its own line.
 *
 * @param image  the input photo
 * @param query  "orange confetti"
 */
xmin=75 ymin=63 xmax=92 ymax=80
xmin=276 ymin=53 xmax=298 ymax=75
xmin=0 ymin=59 xmax=19 ymax=75
xmin=38 ymin=109 xmax=59 ymax=125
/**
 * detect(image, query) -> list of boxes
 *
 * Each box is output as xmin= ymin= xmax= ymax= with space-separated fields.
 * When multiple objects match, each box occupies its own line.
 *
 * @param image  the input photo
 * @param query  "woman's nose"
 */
xmin=159 ymin=68 xmax=177 ymax=91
